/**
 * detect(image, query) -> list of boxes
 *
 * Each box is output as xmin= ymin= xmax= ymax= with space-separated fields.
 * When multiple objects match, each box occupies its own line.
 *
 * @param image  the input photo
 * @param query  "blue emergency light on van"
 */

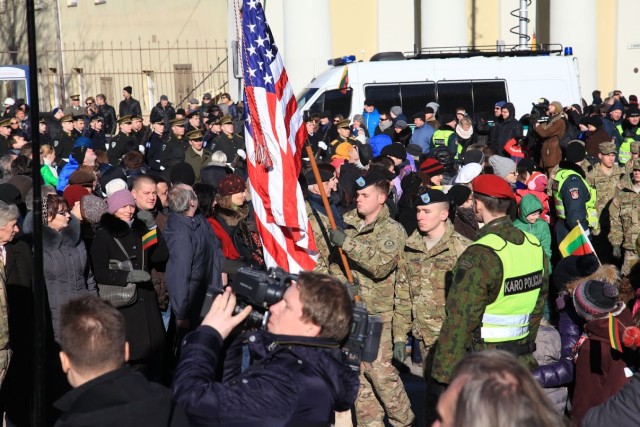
xmin=327 ymin=55 xmax=356 ymax=66
xmin=564 ymin=46 xmax=573 ymax=56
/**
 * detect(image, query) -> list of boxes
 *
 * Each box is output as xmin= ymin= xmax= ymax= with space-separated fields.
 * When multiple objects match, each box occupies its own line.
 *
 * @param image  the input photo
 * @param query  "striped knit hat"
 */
xmin=573 ymin=280 xmax=625 ymax=321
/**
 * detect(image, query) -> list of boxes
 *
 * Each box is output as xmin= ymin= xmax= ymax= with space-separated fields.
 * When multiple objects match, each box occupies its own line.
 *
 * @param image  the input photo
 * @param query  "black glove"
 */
xmin=126 ymin=270 xmax=151 ymax=283
xmin=329 ymin=228 xmax=347 ymax=247
xmin=612 ymin=245 xmax=622 ymax=259
xmin=136 ymin=209 xmax=156 ymax=229
xmin=393 ymin=342 xmax=406 ymax=364
xmin=345 ymin=276 xmax=359 ymax=299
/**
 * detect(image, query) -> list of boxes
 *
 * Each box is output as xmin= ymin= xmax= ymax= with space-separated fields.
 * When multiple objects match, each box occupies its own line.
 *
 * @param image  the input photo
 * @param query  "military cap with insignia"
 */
xmin=599 ymin=141 xmax=617 ymax=155
xmin=0 ymin=118 xmax=11 ymax=127
xmin=70 ymin=94 xmax=80 ymax=101
xmin=415 ymin=188 xmax=449 ymax=206
xmin=304 ymin=168 xmax=332 ymax=185
xmin=169 ymin=118 xmax=185 ymax=127
xmin=219 ymin=115 xmax=233 ymax=125
xmin=633 ymin=158 xmax=640 ymax=171
xmin=186 ymin=129 xmax=204 ymax=140
xmin=90 ymin=115 xmax=104 ymax=122
xmin=354 ymin=170 xmax=390 ymax=190
xmin=631 ymin=141 xmax=640 ymax=154
xmin=472 ymin=174 xmax=515 ymax=200
xmin=186 ymin=109 xmax=200 ymax=119
xmin=117 ymin=115 xmax=133 ymax=124
xmin=59 ymin=114 xmax=73 ymax=123
xmin=72 ymin=114 xmax=85 ymax=122
xmin=335 ymin=119 xmax=351 ymax=129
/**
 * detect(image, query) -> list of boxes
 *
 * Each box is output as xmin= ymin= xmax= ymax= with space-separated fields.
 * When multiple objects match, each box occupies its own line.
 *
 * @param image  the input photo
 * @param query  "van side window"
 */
xmin=309 ymin=88 xmax=352 ymax=117
xmin=364 ymin=82 xmax=435 ymax=119
xmin=436 ymin=80 xmax=507 ymax=119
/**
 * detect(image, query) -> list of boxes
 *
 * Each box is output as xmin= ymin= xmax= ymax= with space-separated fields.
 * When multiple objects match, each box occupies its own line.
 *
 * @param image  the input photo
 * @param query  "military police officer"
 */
xmin=328 ymin=171 xmax=414 ymax=427
xmin=393 ymin=188 xmax=471 ymax=377
xmin=107 ymin=115 xmax=137 ymax=165
xmin=212 ymin=115 xmax=245 ymax=162
xmin=157 ymin=118 xmax=187 ymax=171
xmin=53 ymin=114 xmax=76 ymax=171
xmin=429 ymin=174 xmax=548 ymax=423
xmin=326 ymin=119 xmax=358 ymax=159
xmin=609 ymin=158 xmax=640 ymax=275
xmin=614 ymin=105 xmax=640 ymax=165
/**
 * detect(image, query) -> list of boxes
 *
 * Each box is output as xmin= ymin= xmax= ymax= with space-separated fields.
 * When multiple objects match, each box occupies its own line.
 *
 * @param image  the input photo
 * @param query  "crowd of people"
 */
xmin=0 ymin=85 xmax=638 ymax=426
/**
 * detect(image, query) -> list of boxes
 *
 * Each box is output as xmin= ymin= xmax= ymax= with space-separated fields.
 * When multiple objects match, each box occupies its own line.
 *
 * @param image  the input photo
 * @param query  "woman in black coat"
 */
xmin=90 ymin=189 xmax=165 ymax=379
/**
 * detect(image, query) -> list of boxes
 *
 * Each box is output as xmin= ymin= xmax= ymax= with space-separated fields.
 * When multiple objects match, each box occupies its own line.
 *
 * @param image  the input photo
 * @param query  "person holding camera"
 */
xmin=172 ymin=271 xmax=359 ymax=427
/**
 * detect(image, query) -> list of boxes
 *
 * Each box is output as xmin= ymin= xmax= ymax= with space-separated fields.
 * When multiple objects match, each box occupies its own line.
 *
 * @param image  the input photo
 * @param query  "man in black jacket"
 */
xmin=118 ymin=86 xmax=142 ymax=118
xmin=54 ymin=295 xmax=188 ymax=426
xmin=96 ymin=94 xmax=117 ymax=137
xmin=172 ymin=271 xmax=359 ymax=427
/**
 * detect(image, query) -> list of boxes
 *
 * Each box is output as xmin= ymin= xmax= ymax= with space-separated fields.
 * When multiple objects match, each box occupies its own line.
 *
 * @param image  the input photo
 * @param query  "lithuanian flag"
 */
xmin=339 ymin=66 xmax=349 ymax=94
xmin=142 ymin=228 xmax=158 ymax=250
xmin=609 ymin=312 xmax=622 ymax=352
xmin=558 ymin=223 xmax=594 ymax=258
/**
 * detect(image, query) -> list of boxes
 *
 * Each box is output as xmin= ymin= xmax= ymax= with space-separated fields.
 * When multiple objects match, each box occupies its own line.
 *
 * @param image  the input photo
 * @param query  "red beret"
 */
xmin=472 ymin=174 xmax=515 ymax=200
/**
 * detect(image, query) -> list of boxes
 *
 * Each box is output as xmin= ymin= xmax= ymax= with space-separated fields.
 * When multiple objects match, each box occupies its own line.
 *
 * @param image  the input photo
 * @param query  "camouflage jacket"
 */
xmin=393 ymin=221 xmax=471 ymax=345
xmin=609 ymin=174 xmax=640 ymax=250
xmin=586 ymin=163 xmax=623 ymax=215
xmin=329 ymin=205 xmax=407 ymax=316
xmin=307 ymin=201 xmax=331 ymax=274
xmin=431 ymin=216 xmax=549 ymax=384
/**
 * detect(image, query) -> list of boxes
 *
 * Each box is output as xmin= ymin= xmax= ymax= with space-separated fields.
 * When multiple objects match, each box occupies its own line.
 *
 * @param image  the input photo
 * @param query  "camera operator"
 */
xmin=172 ymin=271 xmax=359 ymax=426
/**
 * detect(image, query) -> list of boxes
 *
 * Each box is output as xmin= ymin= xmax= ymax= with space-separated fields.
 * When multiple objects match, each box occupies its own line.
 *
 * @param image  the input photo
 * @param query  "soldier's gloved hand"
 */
xmin=136 ymin=209 xmax=156 ymax=229
xmin=317 ymin=141 xmax=328 ymax=151
xmin=126 ymin=270 xmax=151 ymax=283
xmin=345 ymin=277 xmax=359 ymax=299
xmin=612 ymin=245 xmax=622 ymax=259
xmin=393 ymin=342 xmax=406 ymax=364
xmin=236 ymin=149 xmax=247 ymax=160
xmin=329 ymin=228 xmax=347 ymax=247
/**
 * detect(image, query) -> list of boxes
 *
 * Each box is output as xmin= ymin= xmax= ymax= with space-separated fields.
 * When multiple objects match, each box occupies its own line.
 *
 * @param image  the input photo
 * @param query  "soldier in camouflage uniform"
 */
xmin=429 ymin=175 xmax=548 ymax=424
xmin=586 ymin=142 xmax=624 ymax=262
xmin=328 ymin=171 xmax=414 ymax=427
xmin=624 ymin=141 xmax=640 ymax=173
xmin=393 ymin=188 xmax=470 ymax=379
xmin=609 ymin=159 xmax=640 ymax=275
xmin=304 ymin=167 xmax=338 ymax=274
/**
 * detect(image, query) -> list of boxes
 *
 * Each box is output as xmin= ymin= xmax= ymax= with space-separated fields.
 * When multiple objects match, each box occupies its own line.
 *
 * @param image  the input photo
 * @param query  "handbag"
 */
xmin=98 ymin=237 xmax=139 ymax=308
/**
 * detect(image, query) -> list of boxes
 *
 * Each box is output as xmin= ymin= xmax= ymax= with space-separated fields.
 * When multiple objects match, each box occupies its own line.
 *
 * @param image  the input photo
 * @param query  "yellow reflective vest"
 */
xmin=553 ymin=168 xmax=599 ymax=230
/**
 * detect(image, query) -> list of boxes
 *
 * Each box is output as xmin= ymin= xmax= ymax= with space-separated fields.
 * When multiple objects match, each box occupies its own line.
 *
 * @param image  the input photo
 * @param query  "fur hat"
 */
xmin=80 ymin=194 xmax=107 ymax=224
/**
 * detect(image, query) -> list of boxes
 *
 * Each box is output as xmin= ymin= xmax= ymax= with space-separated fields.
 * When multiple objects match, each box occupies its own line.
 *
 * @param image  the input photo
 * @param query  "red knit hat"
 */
xmin=62 ymin=184 xmax=90 ymax=208
xmin=472 ymin=174 xmax=515 ymax=200
xmin=218 ymin=174 xmax=246 ymax=197
xmin=419 ymin=158 xmax=445 ymax=176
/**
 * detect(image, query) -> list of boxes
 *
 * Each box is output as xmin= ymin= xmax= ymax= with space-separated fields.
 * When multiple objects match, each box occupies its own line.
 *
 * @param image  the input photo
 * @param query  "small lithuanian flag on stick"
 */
xmin=558 ymin=222 xmax=597 ymax=259
xmin=142 ymin=228 xmax=158 ymax=250
xmin=338 ymin=66 xmax=349 ymax=94
xmin=609 ymin=312 xmax=622 ymax=352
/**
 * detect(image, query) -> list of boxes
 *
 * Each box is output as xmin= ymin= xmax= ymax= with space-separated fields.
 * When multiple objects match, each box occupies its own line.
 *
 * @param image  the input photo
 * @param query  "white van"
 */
xmin=296 ymin=51 xmax=582 ymax=122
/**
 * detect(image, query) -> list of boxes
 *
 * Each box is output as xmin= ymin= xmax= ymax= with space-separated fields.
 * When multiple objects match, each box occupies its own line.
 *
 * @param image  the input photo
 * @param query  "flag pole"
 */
xmin=305 ymin=144 xmax=355 ymax=284
xmin=578 ymin=220 xmax=601 ymax=265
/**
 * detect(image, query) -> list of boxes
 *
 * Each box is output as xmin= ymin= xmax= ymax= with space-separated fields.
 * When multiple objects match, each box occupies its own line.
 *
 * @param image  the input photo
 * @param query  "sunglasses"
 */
xmin=10 ymin=122 xmax=19 ymax=125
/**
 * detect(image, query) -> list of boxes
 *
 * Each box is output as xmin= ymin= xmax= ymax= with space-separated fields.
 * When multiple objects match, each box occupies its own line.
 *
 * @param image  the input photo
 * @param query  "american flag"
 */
xmin=240 ymin=0 xmax=317 ymax=273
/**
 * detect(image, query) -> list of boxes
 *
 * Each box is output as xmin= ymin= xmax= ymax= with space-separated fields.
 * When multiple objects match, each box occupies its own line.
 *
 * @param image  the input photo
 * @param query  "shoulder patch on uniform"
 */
xmin=111 ymin=141 xmax=116 ymax=148
xmin=356 ymin=177 xmax=365 ymax=188
xmin=383 ymin=239 xmax=396 ymax=250
xmin=53 ymin=140 xmax=59 ymax=147
xmin=569 ymin=187 xmax=579 ymax=199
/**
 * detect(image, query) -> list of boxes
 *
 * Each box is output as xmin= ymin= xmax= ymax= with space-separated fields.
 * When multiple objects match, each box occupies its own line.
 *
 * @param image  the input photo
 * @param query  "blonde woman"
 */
xmin=40 ymin=144 xmax=58 ymax=187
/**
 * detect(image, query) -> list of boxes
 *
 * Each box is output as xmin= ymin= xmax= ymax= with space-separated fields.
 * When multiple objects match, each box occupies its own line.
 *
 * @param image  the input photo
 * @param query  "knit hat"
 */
xmin=107 ymin=189 xmax=135 ymax=214
xmin=440 ymin=113 xmax=456 ymax=126
xmin=552 ymin=254 xmax=600 ymax=291
xmin=426 ymin=102 xmax=439 ymax=115
xmin=333 ymin=142 xmax=352 ymax=160
xmin=169 ymin=162 xmax=196 ymax=186
xmin=390 ymin=106 xmax=402 ymax=116
xmin=381 ymin=143 xmax=406 ymax=160
xmin=0 ymin=183 xmax=21 ymax=205
xmin=104 ymin=178 xmax=128 ymax=197
xmin=419 ymin=158 xmax=445 ymax=176
xmin=123 ymin=86 xmax=132 ymax=95
xmin=74 ymin=136 xmax=92 ymax=149
xmin=218 ymin=174 xmax=246 ymax=197
xmin=160 ymin=95 xmax=168 ymax=101
xmin=588 ymin=116 xmax=603 ymax=128
xmin=448 ymin=184 xmax=472 ymax=207
xmin=68 ymin=168 xmax=95 ymax=187
xmin=394 ymin=120 xmax=408 ymax=129
xmin=527 ymin=173 xmax=548 ymax=192
xmin=406 ymin=144 xmax=423 ymax=158
xmin=573 ymin=279 xmax=625 ymax=321
xmin=488 ymin=156 xmax=516 ymax=179
xmin=80 ymin=194 xmax=107 ymax=224
xmin=452 ymin=164 xmax=479 ymax=185
xmin=63 ymin=184 xmax=90 ymax=208
xmin=461 ymin=149 xmax=484 ymax=165
xmin=565 ymin=141 xmax=586 ymax=163
xmin=352 ymin=114 xmax=365 ymax=123
xmin=517 ymin=157 xmax=536 ymax=175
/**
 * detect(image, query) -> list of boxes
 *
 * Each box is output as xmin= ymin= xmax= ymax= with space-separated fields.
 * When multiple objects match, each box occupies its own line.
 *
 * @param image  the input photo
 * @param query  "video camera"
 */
xmin=530 ymin=97 xmax=550 ymax=124
xmin=222 ymin=266 xmax=383 ymax=371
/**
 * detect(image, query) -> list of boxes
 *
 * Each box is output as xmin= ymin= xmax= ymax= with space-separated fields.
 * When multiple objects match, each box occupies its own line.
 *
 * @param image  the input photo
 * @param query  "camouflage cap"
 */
xmin=599 ymin=141 xmax=617 ymax=155
xmin=631 ymin=141 xmax=640 ymax=154
xmin=219 ymin=115 xmax=233 ymax=125
xmin=633 ymin=158 xmax=640 ymax=171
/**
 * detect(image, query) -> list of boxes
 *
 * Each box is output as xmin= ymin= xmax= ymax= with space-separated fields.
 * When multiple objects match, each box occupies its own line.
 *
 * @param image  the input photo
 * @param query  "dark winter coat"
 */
xmin=585 ymin=127 xmax=612 ymax=158
xmin=42 ymin=216 xmax=97 ymax=339
xmin=90 ymin=214 xmax=165 ymax=362
xmin=163 ymin=212 xmax=224 ymax=323
xmin=493 ymin=103 xmax=523 ymax=155
xmin=118 ymin=97 xmax=142 ymax=118
xmin=54 ymin=367 xmax=189 ymax=427
xmin=97 ymin=103 xmax=117 ymax=135
xmin=150 ymin=102 xmax=176 ymax=129
xmin=536 ymin=113 xmax=566 ymax=169
xmin=172 ymin=327 xmax=359 ymax=427
xmin=583 ymin=372 xmax=640 ymax=427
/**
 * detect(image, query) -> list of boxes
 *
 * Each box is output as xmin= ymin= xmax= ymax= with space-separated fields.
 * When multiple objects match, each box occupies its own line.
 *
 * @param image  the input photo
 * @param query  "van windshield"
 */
xmin=296 ymin=88 xmax=318 ymax=110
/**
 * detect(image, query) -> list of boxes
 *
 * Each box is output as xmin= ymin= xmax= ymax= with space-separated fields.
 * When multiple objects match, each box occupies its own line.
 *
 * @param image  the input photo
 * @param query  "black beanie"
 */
xmin=447 ymin=184 xmax=472 ymax=207
xmin=170 ymin=162 xmax=196 ymax=186
xmin=565 ymin=141 xmax=586 ymax=163
xmin=123 ymin=86 xmax=132 ymax=95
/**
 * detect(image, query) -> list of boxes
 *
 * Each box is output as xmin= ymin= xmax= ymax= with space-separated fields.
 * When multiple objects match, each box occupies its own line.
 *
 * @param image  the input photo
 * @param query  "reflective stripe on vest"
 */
xmin=616 ymin=124 xmax=640 ymax=164
xmin=433 ymin=129 xmax=454 ymax=147
xmin=473 ymin=232 xmax=544 ymax=343
xmin=552 ymin=168 xmax=599 ymax=229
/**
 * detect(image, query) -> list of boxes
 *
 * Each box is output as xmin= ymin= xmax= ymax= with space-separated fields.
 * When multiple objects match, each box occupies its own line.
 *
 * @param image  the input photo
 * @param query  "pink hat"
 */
xmin=107 ymin=189 xmax=135 ymax=214
xmin=527 ymin=173 xmax=548 ymax=193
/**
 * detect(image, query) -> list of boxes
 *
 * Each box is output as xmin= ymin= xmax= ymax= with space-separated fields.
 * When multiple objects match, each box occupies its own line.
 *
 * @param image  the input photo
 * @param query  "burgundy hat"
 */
xmin=472 ymin=174 xmax=515 ymax=200
xmin=218 ymin=174 xmax=246 ymax=197
xmin=63 ymin=184 xmax=90 ymax=208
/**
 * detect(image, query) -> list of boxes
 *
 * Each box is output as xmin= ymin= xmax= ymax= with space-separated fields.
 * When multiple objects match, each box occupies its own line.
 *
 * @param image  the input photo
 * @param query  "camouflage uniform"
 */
xmin=431 ymin=216 xmax=549 ymax=385
xmin=329 ymin=205 xmax=414 ymax=427
xmin=393 ymin=221 xmax=471 ymax=377
xmin=609 ymin=173 xmax=640 ymax=275
xmin=306 ymin=201 xmax=331 ymax=274
xmin=586 ymin=161 xmax=623 ymax=263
